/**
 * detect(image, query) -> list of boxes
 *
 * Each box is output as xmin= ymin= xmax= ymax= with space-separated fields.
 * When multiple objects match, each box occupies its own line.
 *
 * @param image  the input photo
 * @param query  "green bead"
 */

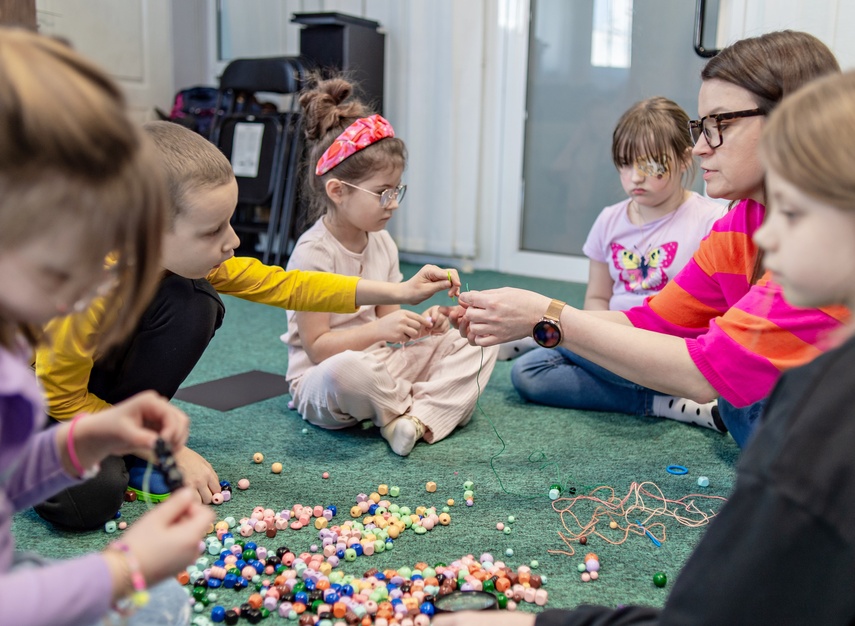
xmin=463 ymin=490 xmax=474 ymax=499
xmin=259 ymin=608 xmax=270 ymax=618
xmin=463 ymin=480 xmax=474 ymax=490
xmin=503 ymin=526 xmax=512 ymax=535
xmin=374 ymin=539 xmax=386 ymax=552
xmin=390 ymin=486 xmax=401 ymax=497
xmin=482 ymin=578 xmax=495 ymax=593
xmin=577 ymin=563 xmax=587 ymax=572
xmin=242 ymin=549 xmax=256 ymax=561
xmin=413 ymin=525 xmax=427 ymax=534
xmin=530 ymin=560 xmax=539 ymax=569
xmin=234 ymin=540 xmax=245 ymax=548
xmin=507 ymin=515 xmax=515 ymax=524
xmin=434 ymin=562 xmax=447 ymax=569
xmin=496 ymin=592 xmax=508 ymax=609
xmin=192 ymin=586 xmax=208 ymax=601
xmin=311 ymin=599 xmax=324 ymax=613
xmin=549 ymin=483 xmax=562 ymax=492
xmin=293 ymin=581 xmax=307 ymax=593
xmin=653 ymin=572 xmax=668 ymax=588
xmin=399 ymin=506 xmax=411 ymax=516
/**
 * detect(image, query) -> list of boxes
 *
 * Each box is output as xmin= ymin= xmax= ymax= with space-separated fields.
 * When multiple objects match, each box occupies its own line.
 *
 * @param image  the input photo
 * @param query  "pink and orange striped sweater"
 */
xmin=625 ymin=199 xmax=850 ymax=407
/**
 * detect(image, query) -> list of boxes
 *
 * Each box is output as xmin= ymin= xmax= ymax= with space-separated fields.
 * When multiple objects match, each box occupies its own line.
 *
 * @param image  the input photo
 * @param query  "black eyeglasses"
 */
xmin=338 ymin=180 xmax=407 ymax=209
xmin=688 ymin=108 xmax=764 ymax=149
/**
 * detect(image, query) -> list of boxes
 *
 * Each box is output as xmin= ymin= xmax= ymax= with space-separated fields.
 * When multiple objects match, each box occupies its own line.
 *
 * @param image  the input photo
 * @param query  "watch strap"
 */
xmin=544 ymin=299 xmax=566 ymax=322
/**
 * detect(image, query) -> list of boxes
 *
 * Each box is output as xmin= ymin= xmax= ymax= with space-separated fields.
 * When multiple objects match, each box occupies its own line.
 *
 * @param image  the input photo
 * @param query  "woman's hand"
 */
xmin=62 ymin=391 xmax=189 ymax=474
xmin=398 ymin=265 xmax=461 ymax=304
xmin=459 ymin=288 xmax=552 ymax=346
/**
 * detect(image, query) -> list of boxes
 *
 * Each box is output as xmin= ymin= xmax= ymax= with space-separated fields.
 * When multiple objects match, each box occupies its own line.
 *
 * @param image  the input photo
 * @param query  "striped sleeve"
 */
xmin=687 ymin=279 xmax=848 ymax=406
xmin=626 ymin=199 xmax=849 ymax=406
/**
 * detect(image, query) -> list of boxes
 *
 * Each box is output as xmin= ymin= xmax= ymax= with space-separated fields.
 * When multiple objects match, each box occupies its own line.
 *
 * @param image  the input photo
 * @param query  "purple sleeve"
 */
xmin=5 ymin=428 xmax=78 ymax=511
xmin=0 ymin=553 xmax=114 ymax=626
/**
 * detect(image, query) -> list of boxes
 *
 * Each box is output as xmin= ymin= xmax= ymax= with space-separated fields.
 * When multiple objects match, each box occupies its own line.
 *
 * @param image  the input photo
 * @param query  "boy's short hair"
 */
xmin=142 ymin=121 xmax=234 ymax=221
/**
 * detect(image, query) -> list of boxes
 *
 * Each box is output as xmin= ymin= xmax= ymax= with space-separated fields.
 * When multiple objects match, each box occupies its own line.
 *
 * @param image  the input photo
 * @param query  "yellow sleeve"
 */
xmin=206 ymin=257 xmax=360 ymax=313
xmin=35 ymin=298 xmax=112 ymax=421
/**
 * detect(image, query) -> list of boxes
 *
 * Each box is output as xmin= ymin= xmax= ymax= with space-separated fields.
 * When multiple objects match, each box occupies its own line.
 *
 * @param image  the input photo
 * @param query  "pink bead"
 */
xmin=254 ymin=520 xmax=267 ymax=532
xmin=263 ymin=596 xmax=278 ymax=611
xmin=535 ymin=589 xmax=549 ymax=606
xmin=253 ymin=506 xmax=265 ymax=514
xmin=239 ymin=524 xmax=254 ymax=537
xmin=421 ymin=518 xmax=434 ymax=531
xmin=590 ymin=571 xmax=599 ymax=580
xmin=581 ymin=572 xmax=591 ymax=582
xmin=524 ymin=587 xmax=536 ymax=603
xmin=242 ymin=565 xmax=257 ymax=579
xmin=237 ymin=478 xmax=250 ymax=490
xmin=507 ymin=600 xmax=518 ymax=611
xmin=496 ymin=523 xmax=504 ymax=531
xmin=362 ymin=542 xmax=375 ymax=556
xmin=414 ymin=615 xmax=431 ymax=626
xmin=275 ymin=518 xmax=288 ymax=530
xmin=212 ymin=493 xmax=224 ymax=505
xmin=290 ymin=521 xmax=303 ymax=530
xmin=313 ymin=505 xmax=324 ymax=517
xmin=322 ymin=472 xmax=330 ymax=479
xmin=117 ymin=521 xmax=127 ymax=530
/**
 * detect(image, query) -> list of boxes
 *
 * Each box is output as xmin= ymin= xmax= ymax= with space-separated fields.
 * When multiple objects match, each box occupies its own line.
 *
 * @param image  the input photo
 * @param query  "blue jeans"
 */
xmin=511 ymin=347 xmax=765 ymax=447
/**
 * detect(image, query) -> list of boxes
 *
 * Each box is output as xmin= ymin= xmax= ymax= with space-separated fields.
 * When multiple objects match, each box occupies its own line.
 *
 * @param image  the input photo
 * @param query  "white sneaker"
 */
xmin=380 ymin=415 xmax=426 ymax=456
xmin=497 ymin=337 xmax=539 ymax=361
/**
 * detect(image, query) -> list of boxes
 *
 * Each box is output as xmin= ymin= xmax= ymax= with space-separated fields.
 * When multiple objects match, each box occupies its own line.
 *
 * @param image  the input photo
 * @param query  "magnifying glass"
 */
xmin=434 ymin=590 xmax=498 ymax=613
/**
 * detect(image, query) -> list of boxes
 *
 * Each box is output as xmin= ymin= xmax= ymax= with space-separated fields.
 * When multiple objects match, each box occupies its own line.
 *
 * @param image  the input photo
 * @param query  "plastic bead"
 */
xmin=252 ymin=452 xmax=264 ymax=464
xmin=653 ymin=572 xmax=667 ymax=587
xmin=104 ymin=520 xmax=117 ymax=533
xmin=389 ymin=486 xmax=400 ymax=497
xmin=237 ymin=478 xmax=250 ymax=490
xmin=322 ymin=472 xmax=330 ymax=479
xmin=271 ymin=463 xmax=283 ymax=474
xmin=697 ymin=476 xmax=710 ymax=488
xmin=425 ymin=482 xmax=437 ymax=493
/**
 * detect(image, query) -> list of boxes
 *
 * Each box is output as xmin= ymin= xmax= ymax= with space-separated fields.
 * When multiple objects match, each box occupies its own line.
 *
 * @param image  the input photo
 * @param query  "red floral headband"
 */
xmin=315 ymin=114 xmax=395 ymax=176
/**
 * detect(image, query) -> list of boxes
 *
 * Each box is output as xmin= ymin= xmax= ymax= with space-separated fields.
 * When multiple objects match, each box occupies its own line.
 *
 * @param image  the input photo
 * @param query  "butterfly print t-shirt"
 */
xmin=583 ymin=192 xmax=726 ymax=311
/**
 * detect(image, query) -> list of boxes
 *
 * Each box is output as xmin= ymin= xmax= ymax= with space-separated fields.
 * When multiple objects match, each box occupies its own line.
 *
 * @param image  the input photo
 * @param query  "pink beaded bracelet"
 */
xmin=66 ymin=413 xmax=100 ymax=479
xmin=109 ymin=541 xmax=150 ymax=614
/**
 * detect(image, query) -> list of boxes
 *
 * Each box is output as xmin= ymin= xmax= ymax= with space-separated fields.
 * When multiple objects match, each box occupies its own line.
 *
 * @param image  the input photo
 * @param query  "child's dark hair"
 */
xmin=301 ymin=77 xmax=407 ymax=224
xmin=612 ymin=96 xmax=696 ymax=186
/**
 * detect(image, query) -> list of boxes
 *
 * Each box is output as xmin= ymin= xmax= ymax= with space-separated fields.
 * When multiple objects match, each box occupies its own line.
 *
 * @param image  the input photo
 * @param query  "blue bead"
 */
xmin=340 ymin=585 xmax=354 ymax=597
xmin=234 ymin=577 xmax=248 ymax=590
xmin=252 ymin=561 xmax=264 ymax=574
xmin=353 ymin=544 xmax=363 ymax=556
xmin=219 ymin=550 xmax=230 ymax=561
xmin=324 ymin=591 xmax=340 ymax=603
xmin=419 ymin=602 xmax=436 ymax=616
xmin=330 ymin=583 xmax=342 ymax=592
xmin=368 ymin=504 xmax=378 ymax=515
xmin=391 ymin=598 xmax=403 ymax=606
xmin=336 ymin=549 xmax=345 ymax=559
xmin=244 ymin=542 xmax=257 ymax=551
xmin=113 ymin=510 xmax=122 ymax=519
xmin=375 ymin=572 xmax=386 ymax=581
xmin=235 ymin=560 xmax=247 ymax=569
xmin=295 ymin=591 xmax=309 ymax=605
xmin=219 ymin=480 xmax=230 ymax=489
xmin=304 ymin=579 xmax=317 ymax=591
xmin=411 ymin=574 xmax=423 ymax=581
xmin=327 ymin=505 xmax=337 ymax=516
xmin=211 ymin=606 xmax=226 ymax=622
xmin=207 ymin=578 xmax=223 ymax=589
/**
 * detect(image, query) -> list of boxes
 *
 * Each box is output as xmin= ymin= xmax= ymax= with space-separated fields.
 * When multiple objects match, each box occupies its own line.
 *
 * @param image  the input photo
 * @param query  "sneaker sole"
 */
xmin=126 ymin=487 xmax=171 ymax=503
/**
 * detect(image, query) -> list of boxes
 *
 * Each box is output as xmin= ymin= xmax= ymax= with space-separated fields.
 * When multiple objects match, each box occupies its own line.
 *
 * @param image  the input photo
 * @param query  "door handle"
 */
xmin=694 ymin=0 xmax=720 ymax=58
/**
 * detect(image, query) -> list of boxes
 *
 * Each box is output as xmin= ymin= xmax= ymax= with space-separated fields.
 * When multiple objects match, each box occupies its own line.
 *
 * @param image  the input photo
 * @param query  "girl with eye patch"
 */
xmin=498 ymin=97 xmax=727 ymax=432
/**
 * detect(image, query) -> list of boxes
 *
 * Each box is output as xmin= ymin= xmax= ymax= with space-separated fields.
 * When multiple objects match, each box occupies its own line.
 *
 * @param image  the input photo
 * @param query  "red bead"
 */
xmin=579 ymin=536 xmax=587 ymax=545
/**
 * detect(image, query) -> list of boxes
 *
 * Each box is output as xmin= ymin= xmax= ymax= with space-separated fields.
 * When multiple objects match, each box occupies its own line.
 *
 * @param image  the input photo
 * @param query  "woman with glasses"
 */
xmin=281 ymin=78 xmax=498 ymax=456
xmin=456 ymin=30 xmax=841 ymax=449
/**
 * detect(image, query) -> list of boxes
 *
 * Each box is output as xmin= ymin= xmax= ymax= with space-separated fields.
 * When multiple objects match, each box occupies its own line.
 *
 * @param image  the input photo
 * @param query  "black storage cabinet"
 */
xmin=291 ymin=12 xmax=385 ymax=114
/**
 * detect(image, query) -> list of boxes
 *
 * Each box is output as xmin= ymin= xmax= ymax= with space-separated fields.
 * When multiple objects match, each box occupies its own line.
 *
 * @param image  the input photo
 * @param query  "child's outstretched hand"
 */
xmin=105 ymin=488 xmax=213 ymax=595
xmin=376 ymin=309 xmax=432 ymax=344
xmin=422 ymin=305 xmax=451 ymax=334
xmin=59 ymin=391 xmax=189 ymax=476
xmin=399 ymin=264 xmax=461 ymax=304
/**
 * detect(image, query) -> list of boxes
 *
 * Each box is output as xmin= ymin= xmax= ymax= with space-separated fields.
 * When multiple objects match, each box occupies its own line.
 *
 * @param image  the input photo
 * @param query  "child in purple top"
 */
xmin=0 ymin=29 xmax=213 ymax=625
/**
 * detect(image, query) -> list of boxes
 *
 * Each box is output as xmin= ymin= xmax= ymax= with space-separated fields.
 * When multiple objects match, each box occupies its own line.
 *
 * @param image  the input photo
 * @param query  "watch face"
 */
xmin=533 ymin=319 xmax=561 ymax=348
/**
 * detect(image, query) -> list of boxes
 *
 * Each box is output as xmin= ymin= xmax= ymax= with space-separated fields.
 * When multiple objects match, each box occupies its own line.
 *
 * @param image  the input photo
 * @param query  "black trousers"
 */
xmin=34 ymin=274 xmax=224 ymax=530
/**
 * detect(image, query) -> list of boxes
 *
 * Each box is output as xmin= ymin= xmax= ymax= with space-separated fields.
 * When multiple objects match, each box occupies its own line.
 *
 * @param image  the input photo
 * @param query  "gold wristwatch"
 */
xmin=532 ymin=299 xmax=565 ymax=348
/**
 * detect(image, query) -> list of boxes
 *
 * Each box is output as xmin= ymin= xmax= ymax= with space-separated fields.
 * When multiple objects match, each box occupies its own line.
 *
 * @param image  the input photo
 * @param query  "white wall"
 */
xmin=35 ymin=0 xmax=855 ymax=275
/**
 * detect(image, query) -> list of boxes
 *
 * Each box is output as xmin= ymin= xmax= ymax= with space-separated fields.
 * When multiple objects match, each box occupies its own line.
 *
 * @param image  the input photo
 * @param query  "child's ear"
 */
xmin=325 ymin=179 xmax=345 ymax=206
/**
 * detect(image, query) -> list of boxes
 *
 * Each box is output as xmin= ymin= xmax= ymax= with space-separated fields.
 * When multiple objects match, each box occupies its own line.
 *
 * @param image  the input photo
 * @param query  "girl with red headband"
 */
xmin=281 ymin=78 xmax=498 ymax=456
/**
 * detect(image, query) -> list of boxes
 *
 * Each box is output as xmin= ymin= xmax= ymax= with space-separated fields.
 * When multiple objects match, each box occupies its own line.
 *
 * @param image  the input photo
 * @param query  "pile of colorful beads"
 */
xmin=183 ymin=552 xmax=548 ymax=625
xmin=576 ymin=553 xmax=600 ymax=582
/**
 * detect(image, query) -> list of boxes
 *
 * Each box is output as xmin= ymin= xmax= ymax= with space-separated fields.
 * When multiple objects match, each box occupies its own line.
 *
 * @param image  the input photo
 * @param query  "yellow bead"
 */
xmin=446 ymin=499 xmax=454 ymax=506
xmin=439 ymin=513 xmax=451 ymax=525
xmin=252 ymin=452 xmax=264 ymax=463
xmin=425 ymin=481 xmax=437 ymax=493
xmin=609 ymin=521 xmax=618 ymax=529
xmin=369 ymin=492 xmax=381 ymax=503
xmin=271 ymin=462 xmax=283 ymax=474
xmin=378 ymin=484 xmax=389 ymax=495
xmin=314 ymin=517 xmax=328 ymax=530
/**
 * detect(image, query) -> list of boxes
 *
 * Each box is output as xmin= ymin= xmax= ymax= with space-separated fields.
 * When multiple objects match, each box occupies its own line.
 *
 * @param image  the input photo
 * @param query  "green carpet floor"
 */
xmin=12 ymin=263 xmax=739 ymax=617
